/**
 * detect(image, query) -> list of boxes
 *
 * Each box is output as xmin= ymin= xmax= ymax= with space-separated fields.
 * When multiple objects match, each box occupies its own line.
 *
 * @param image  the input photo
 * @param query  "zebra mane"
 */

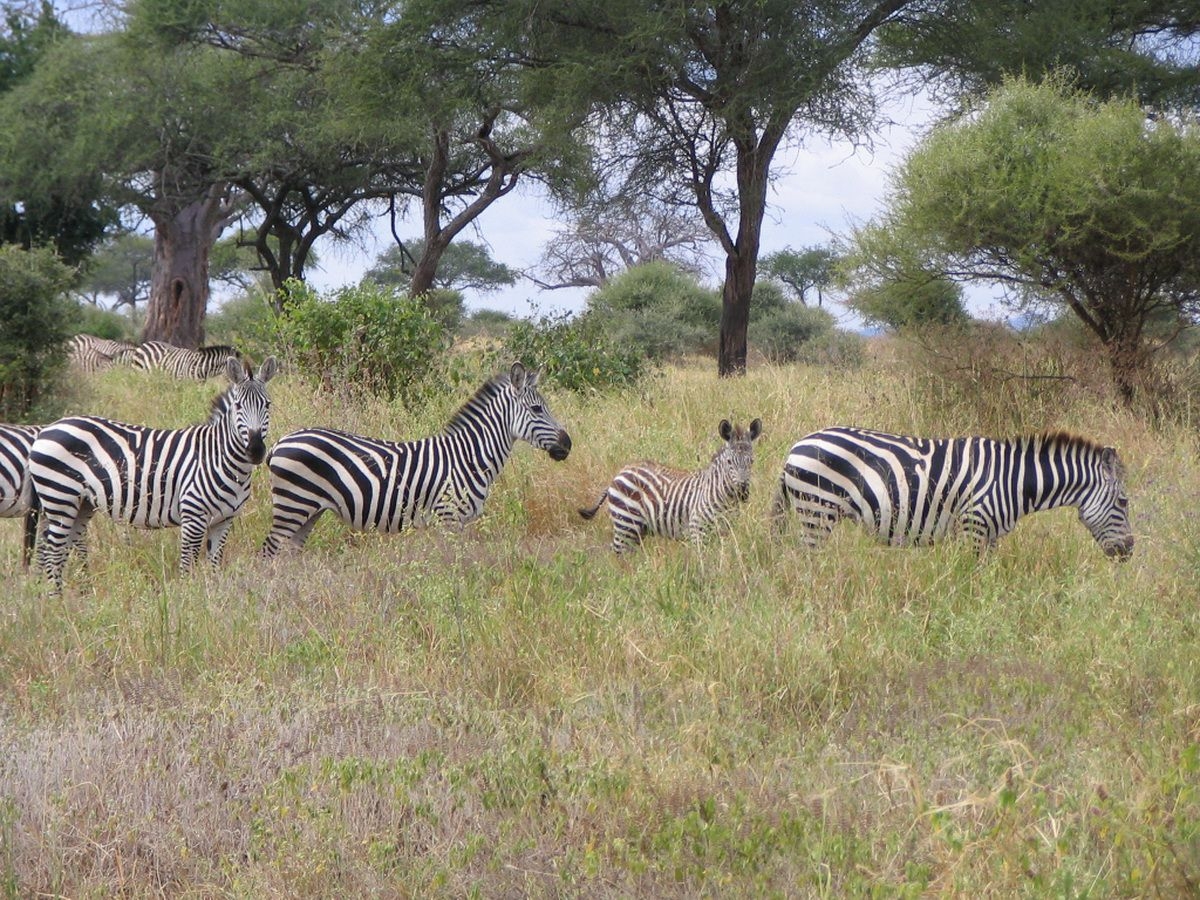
xmin=207 ymin=383 xmax=236 ymax=424
xmin=1030 ymin=431 xmax=1107 ymax=454
xmin=444 ymin=373 xmax=510 ymax=434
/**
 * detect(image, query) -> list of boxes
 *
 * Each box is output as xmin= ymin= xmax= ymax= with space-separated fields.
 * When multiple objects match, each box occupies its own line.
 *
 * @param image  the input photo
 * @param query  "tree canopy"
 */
xmin=846 ymin=76 xmax=1200 ymax=399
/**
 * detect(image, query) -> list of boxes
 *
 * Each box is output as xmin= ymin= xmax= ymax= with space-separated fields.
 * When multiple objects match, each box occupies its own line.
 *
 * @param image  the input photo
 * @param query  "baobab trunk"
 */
xmin=142 ymin=198 xmax=223 ymax=348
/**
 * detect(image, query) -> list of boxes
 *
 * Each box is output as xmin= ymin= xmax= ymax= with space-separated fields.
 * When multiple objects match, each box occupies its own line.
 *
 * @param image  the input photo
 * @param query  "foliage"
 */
xmin=760 ymin=246 xmax=838 ymax=306
xmin=276 ymin=280 xmax=450 ymax=404
xmin=76 ymin=233 xmax=154 ymax=310
xmin=847 ymin=270 xmax=968 ymax=331
xmin=586 ymin=261 xmax=721 ymax=360
xmin=0 ymin=243 xmax=74 ymax=420
xmin=847 ymin=75 xmax=1200 ymax=401
xmin=502 ymin=310 xmax=650 ymax=393
xmin=748 ymin=302 xmax=864 ymax=366
xmin=73 ymin=303 xmax=135 ymax=342
xmin=365 ymin=240 xmax=518 ymax=296
xmin=204 ymin=292 xmax=282 ymax=363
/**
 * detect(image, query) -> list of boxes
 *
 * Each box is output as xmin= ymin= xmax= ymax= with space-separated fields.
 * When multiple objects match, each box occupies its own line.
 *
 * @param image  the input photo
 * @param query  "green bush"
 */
xmin=587 ymin=262 xmax=721 ymax=359
xmin=0 ymin=245 xmax=75 ymax=421
xmin=205 ymin=292 xmax=281 ymax=362
xmin=74 ymin=303 xmax=135 ymax=342
xmin=749 ymin=303 xmax=862 ymax=365
xmin=277 ymin=279 xmax=450 ymax=404
xmin=502 ymin=310 xmax=651 ymax=393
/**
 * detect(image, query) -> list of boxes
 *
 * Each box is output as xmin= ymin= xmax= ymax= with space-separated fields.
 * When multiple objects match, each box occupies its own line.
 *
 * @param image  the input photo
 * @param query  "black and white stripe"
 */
xmin=261 ymin=363 xmax=571 ymax=557
xmin=772 ymin=426 xmax=1134 ymax=558
xmin=130 ymin=341 xmax=242 ymax=379
xmin=30 ymin=357 xmax=278 ymax=590
xmin=67 ymin=335 xmax=137 ymax=373
xmin=579 ymin=419 xmax=762 ymax=552
xmin=0 ymin=424 xmax=41 ymax=568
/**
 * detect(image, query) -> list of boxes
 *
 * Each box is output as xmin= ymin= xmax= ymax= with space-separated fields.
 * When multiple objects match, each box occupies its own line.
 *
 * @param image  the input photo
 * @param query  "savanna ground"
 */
xmin=2 ymin=336 xmax=1198 ymax=897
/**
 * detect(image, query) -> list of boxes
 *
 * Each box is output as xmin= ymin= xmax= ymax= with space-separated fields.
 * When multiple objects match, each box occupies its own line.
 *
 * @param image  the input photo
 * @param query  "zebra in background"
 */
xmin=772 ymin=426 xmax=1134 ymax=559
xmin=130 ymin=340 xmax=242 ymax=379
xmin=67 ymin=334 xmax=137 ymax=373
xmin=579 ymin=418 xmax=762 ymax=553
xmin=261 ymin=362 xmax=571 ymax=557
xmin=0 ymin=424 xmax=41 ymax=568
xmin=30 ymin=356 xmax=278 ymax=590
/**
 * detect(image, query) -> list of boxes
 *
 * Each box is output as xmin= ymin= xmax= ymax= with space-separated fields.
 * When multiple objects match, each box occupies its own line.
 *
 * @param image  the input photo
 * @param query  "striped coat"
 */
xmin=580 ymin=419 xmax=762 ymax=552
xmin=773 ymin=426 xmax=1134 ymax=558
xmin=0 ymin=424 xmax=41 ymax=568
xmin=130 ymin=341 xmax=242 ymax=379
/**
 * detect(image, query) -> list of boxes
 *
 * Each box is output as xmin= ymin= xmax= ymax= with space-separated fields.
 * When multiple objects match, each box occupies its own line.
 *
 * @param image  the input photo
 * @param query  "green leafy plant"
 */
xmin=276 ymin=279 xmax=450 ymax=404
xmin=502 ymin=310 xmax=651 ymax=393
xmin=0 ymin=244 xmax=75 ymax=420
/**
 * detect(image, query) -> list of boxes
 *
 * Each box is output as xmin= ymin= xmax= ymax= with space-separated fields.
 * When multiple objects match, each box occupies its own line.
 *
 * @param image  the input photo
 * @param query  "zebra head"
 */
xmin=716 ymin=418 xmax=762 ymax=502
xmin=506 ymin=362 xmax=571 ymax=461
xmin=220 ymin=356 xmax=279 ymax=464
xmin=1079 ymin=445 xmax=1134 ymax=560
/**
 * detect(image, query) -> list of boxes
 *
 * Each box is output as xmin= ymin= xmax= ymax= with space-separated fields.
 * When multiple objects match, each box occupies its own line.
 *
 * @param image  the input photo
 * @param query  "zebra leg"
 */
xmin=21 ymin=504 xmax=38 ymax=571
xmin=179 ymin=516 xmax=209 ymax=573
xmin=610 ymin=515 xmax=643 ymax=553
xmin=261 ymin=509 xmax=324 ymax=558
xmin=776 ymin=484 xmax=840 ymax=548
xmin=205 ymin=516 xmax=237 ymax=566
xmin=38 ymin=502 xmax=93 ymax=591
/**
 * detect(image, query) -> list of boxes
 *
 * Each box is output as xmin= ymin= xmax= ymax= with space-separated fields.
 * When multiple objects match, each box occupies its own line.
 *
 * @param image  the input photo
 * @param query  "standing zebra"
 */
xmin=261 ymin=363 xmax=571 ymax=557
xmin=580 ymin=418 xmax=762 ymax=553
xmin=130 ymin=340 xmax=242 ymax=379
xmin=30 ymin=356 xmax=278 ymax=590
xmin=67 ymin=334 xmax=137 ymax=373
xmin=773 ymin=426 xmax=1134 ymax=558
xmin=0 ymin=424 xmax=41 ymax=568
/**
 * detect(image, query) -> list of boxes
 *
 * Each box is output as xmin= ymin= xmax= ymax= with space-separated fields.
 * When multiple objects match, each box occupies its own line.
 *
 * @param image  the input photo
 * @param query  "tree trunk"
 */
xmin=718 ymin=251 xmax=756 ymax=376
xmin=142 ymin=192 xmax=229 ymax=348
xmin=1107 ymin=330 xmax=1147 ymax=407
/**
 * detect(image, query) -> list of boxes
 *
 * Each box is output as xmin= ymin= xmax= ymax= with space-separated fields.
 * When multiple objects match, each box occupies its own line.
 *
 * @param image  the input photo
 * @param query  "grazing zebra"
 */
xmin=261 ymin=363 xmax=571 ymax=557
xmin=772 ymin=426 xmax=1134 ymax=558
xmin=67 ymin=334 xmax=137 ymax=373
xmin=30 ymin=356 xmax=278 ymax=590
xmin=130 ymin=340 xmax=242 ymax=379
xmin=579 ymin=418 xmax=762 ymax=553
xmin=0 ymin=424 xmax=41 ymax=568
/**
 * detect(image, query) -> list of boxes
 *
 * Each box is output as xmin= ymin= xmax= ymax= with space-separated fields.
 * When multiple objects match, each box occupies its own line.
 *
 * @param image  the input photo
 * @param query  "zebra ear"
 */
xmin=226 ymin=356 xmax=247 ymax=384
xmin=257 ymin=356 xmax=279 ymax=383
xmin=749 ymin=418 xmax=762 ymax=441
xmin=510 ymin=362 xmax=527 ymax=390
xmin=1101 ymin=446 xmax=1122 ymax=478
xmin=719 ymin=419 xmax=733 ymax=441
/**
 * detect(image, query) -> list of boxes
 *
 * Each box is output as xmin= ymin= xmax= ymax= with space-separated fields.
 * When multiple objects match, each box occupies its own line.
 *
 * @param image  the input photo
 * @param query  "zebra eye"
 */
xmin=530 ymin=404 xmax=544 ymax=415
xmin=1116 ymin=496 xmax=1128 ymax=508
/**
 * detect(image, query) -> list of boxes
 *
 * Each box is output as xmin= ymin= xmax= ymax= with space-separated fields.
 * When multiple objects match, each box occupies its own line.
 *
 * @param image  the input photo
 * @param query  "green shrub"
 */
xmin=277 ymin=279 xmax=450 ymax=404
xmin=587 ymin=262 xmax=721 ymax=359
xmin=502 ymin=310 xmax=651 ymax=393
xmin=749 ymin=303 xmax=862 ymax=365
xmin=0 ymin=245 xmax=75 ymax=420
xmin=73 ymin=303 xmax=135 ymax=342
xmin=205 ymin=292 xmax=281 ymax=362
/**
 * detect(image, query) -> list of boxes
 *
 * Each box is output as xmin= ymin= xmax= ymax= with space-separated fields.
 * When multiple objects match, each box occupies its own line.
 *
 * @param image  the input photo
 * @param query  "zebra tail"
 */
xmin=578 ymin=490 xmax=608 ymax=520
xmin=769 ymin=474 xmax=791 ymax=525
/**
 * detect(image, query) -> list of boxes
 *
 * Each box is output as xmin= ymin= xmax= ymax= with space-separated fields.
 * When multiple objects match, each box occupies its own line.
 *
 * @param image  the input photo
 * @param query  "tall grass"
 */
xmin=1 ymin=347 xmax=1197 ymax=896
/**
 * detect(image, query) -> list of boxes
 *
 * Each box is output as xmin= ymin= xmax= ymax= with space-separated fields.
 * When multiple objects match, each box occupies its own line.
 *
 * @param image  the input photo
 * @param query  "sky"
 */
xmin=302 ymin=91 xmax=1006 ymax=329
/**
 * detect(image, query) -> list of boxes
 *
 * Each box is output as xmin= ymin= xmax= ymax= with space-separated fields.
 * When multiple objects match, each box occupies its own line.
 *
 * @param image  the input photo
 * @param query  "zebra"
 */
xmin=772 ymin=426 xmax=1134 ymax=558
xmin=579 ymin=418 xmax=763 ymax=553
xmin=260 ymin=362 xmax=571 ymax=557
xmin=0 ymin=424 xmax=41 ymax=568
xmin=29 ymin=356 xmax=279 ymax=590
xmin=130 ymin=341 xmax=242 ymax=379
xmin=67 ymin=334 xmax=137 ymax=373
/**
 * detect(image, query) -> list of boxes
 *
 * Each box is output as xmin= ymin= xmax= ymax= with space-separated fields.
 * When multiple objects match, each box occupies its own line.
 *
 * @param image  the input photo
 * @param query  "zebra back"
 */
xmin=67 ymin=334 xmax=136 ymax=373
xmin=131 ymin=341 xmax=242 ymax=379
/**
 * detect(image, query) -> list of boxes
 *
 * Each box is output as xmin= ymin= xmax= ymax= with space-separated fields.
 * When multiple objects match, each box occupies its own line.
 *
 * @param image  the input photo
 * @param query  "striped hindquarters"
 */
xmin=68 ymin=335 xmax=136 ymax=373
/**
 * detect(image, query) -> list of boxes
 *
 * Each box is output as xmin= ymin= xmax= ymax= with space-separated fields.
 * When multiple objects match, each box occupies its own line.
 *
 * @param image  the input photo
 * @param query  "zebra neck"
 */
xmin=443 ymin=412 xmax=515 ymax=484
xmin=1013 ymin=436 xmax=1092 ymax=514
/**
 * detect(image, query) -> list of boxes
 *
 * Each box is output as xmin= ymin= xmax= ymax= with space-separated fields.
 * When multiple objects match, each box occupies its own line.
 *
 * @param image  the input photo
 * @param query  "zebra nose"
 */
xmin=247 ymin=432 xmax=267 ymax=464
xmin=1105 ymin=536 xmax=1134 ymax=560
xmin=547 ymin=430 xmax=571 ymax=461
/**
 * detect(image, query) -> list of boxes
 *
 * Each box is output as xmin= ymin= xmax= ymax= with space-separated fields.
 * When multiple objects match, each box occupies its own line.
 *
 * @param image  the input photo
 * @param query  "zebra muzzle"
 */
xmin=547 ymin=431 xmax=572 ymax=461
xmin=247 ymin=433 xmax=267 ymax=464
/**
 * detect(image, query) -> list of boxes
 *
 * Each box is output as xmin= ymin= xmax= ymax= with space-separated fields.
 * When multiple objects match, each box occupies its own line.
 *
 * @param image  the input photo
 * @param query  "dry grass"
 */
xmin=1 ymin=351 xmax=1198 ymax=897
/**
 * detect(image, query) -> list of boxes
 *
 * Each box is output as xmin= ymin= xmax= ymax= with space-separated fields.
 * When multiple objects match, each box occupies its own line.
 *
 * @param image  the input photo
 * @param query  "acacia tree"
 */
xmin=366 ymin=240 xmax=517 ymax=294
xmin=847 ymin=77 xmax=1200 ymax=400
xmin=760 ymin=246 xmax=839 ymax=307
xmin=531 ymin=195 xmax=714 ymax=291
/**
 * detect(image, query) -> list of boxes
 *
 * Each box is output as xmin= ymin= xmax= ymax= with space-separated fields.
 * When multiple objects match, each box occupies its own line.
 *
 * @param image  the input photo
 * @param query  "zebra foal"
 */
xmin=261 ymin=363 xmax=571 ymax=557
xmin=131 ymin=341 xmax=242 ymax=379
xmin=30 ymin=356 xmax=278 ymax=590
xmin=773 ymin=426 xmax=1134 ymax=558
xmin=1 ymin=424 xmax=41 ymax=568
xmin=579 ymin=418 xmax=762 ymax=553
